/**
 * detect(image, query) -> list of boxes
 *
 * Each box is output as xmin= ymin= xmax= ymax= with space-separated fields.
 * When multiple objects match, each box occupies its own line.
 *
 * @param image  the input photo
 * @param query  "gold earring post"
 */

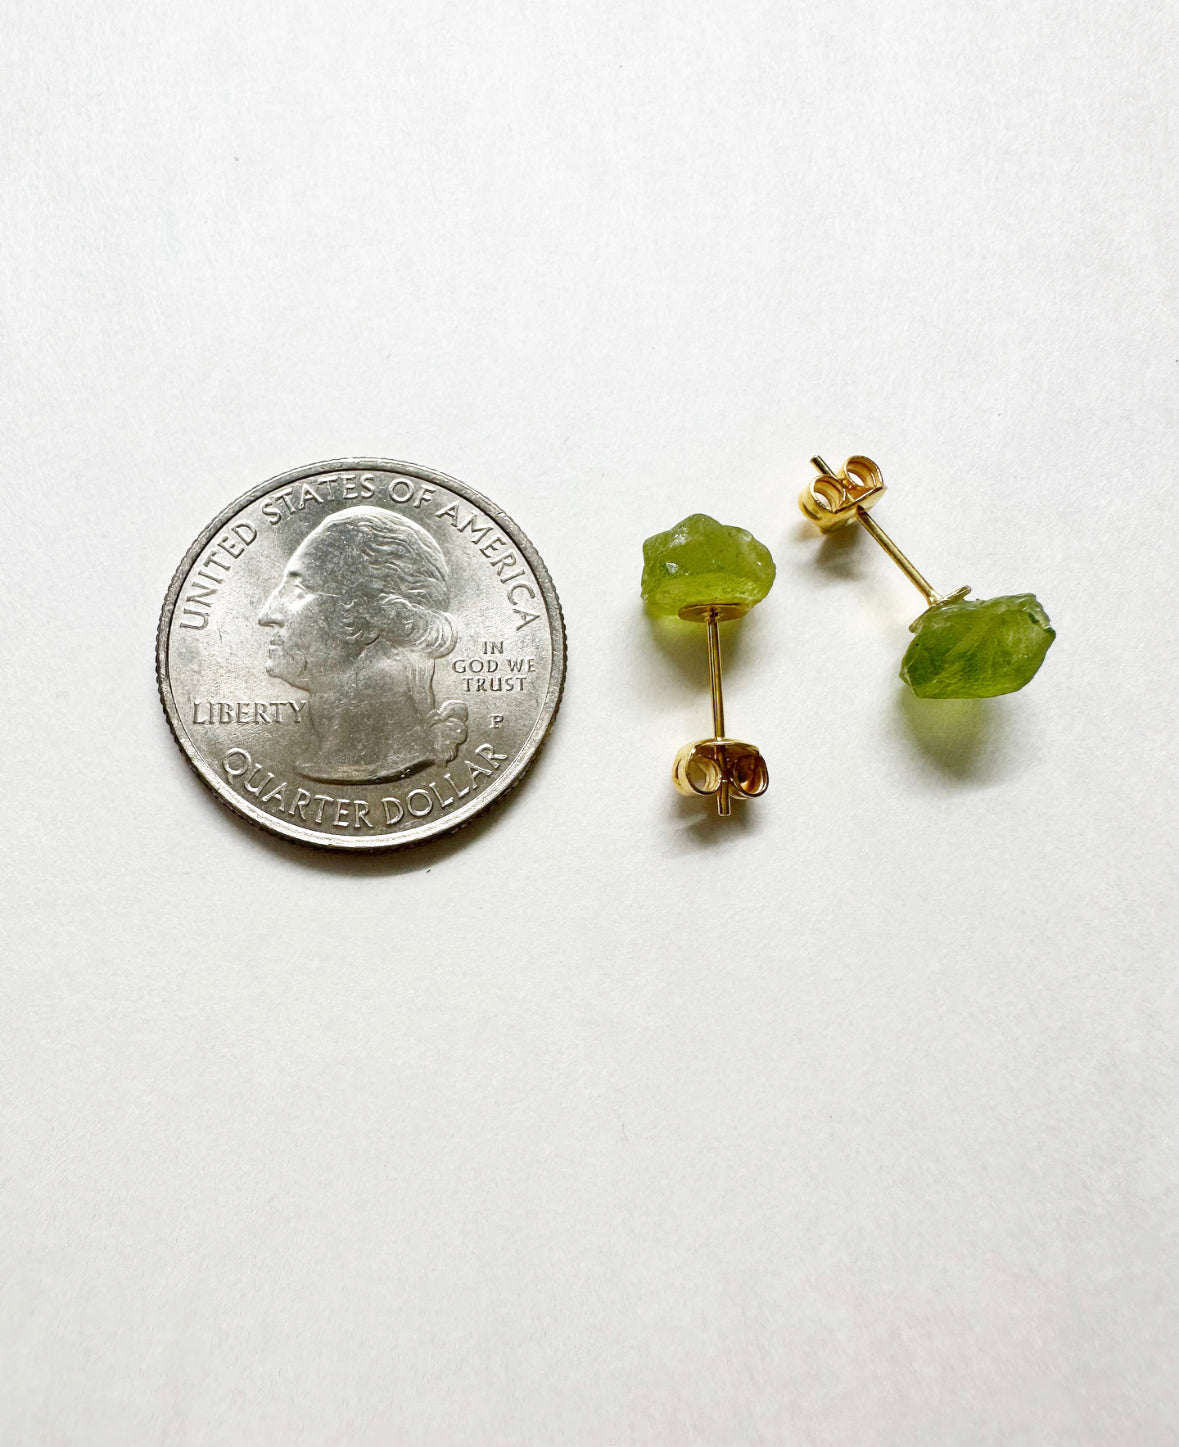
xmin=704 ymin=608 xmax=729 ymax=814
xmin=806 ymin=455 xmax=968 ymax=610
xmin=671 ymin=601 xmax=769 ymax=816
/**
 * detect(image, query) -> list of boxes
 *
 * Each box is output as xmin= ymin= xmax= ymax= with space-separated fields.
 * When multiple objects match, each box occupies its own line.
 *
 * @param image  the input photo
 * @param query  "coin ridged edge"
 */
xmin=156 ymin=458 xmax=566 ymax=852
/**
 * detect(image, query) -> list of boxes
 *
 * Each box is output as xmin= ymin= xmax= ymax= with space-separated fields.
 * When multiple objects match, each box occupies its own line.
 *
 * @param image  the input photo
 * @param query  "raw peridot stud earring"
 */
xmin=641 ymin=513 xmax=775 ymax=814
xmin=800 ymin=455 xmax=1055 ymax=699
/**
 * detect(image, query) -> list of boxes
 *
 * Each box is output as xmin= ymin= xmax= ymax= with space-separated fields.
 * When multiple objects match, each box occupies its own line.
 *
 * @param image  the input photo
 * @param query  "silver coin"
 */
xmin=157 ymin=459 xmax=566 ymax=850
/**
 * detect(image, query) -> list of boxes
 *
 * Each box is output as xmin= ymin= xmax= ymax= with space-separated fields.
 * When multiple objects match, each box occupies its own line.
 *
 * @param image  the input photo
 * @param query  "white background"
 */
xmin=2 ymin=2 xmax=1176 ymax=1443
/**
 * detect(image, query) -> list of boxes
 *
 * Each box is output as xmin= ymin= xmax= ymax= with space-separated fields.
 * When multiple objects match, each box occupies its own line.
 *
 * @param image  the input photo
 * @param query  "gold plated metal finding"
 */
xmin=802 ymin=455 xmax=969 ymax=609
xmin=671 ymin=604 xmax=768 ymax=816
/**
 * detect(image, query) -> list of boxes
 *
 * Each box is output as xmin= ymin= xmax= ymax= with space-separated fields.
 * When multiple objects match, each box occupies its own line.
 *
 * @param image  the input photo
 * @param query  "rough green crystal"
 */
xmin=641 ymin=513 xmax=775 ymax=617
xmin=900 ymin=593 xmax=1055 ymax=699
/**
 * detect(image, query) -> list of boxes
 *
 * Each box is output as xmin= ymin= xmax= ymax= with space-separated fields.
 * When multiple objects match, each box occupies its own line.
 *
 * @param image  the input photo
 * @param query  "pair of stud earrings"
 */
xmin=642 ymin=452 xmax=1057 ymax=814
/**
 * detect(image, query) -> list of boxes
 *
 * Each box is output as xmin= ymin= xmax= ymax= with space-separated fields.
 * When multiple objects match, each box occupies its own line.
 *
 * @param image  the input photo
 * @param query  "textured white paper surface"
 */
xmin=2 ymin=2 xmax=1176 ymax=1443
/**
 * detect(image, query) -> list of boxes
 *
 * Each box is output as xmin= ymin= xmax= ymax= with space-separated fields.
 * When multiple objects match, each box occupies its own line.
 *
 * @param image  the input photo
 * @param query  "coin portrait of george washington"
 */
xmin=257 ymin=507 xmax=469 ymax=785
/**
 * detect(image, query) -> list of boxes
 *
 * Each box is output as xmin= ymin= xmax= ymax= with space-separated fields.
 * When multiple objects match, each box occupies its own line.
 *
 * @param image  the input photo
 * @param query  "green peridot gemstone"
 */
xmin=641 ymin=513 xmax=775 ymax=617
xmin=900 ymin=593 xmax=1055 ymax=699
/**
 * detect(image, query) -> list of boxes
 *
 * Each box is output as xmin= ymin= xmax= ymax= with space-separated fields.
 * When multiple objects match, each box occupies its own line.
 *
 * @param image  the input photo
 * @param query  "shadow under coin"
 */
xmin=896 ymin=688 xmax=1011 ymax=783
xmin=170 ymin=706 xmax=562 ymax=877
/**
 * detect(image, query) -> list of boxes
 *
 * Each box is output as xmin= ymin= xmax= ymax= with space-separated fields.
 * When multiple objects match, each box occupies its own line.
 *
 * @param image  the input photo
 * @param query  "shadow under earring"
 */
xmin=800 ymin=455 xmax=1055 ymax=699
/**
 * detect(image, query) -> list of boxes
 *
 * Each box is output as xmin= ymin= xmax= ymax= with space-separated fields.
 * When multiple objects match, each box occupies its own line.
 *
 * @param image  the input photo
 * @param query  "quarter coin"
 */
xmin=157 ymin=459 xmax=565 ymax=850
